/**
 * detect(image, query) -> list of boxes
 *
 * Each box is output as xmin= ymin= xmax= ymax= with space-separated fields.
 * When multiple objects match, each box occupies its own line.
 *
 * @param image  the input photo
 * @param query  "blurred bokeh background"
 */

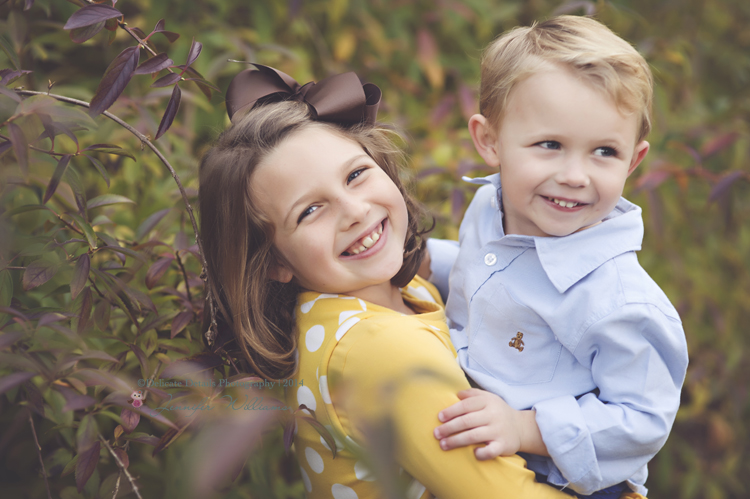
xmin=1 ymin=0 xmax=749 ymax=498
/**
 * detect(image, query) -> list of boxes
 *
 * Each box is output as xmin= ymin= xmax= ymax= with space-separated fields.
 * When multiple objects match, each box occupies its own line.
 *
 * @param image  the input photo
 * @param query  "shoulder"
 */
xmin=609 ymin=252 xmax=682 ymax=321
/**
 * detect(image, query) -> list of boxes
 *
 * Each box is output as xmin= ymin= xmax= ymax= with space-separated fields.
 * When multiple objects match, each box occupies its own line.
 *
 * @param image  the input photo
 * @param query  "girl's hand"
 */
xmin=433 ymin=388 xmax=548 ymax=460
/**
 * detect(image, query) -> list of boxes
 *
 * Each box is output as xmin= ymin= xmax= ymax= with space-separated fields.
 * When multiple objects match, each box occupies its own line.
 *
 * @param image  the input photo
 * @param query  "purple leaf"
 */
xmin=59 ymin=386 xmax=96 ymax=411
xmin=155 ymin=84 xmax=181 ymax=140
xmin=146 ymin=256 xmax=174 ymax=289
xmin=170 ymin=311 xmax=193 ymax=339
xmin=71 ymin=253 xmax=90 ymax=300
xmin=283 ymin=419 xmax=296 ymax=453
xmin=24 ymin=0 xmax=33 ymax=11
xmin=83 ymin=154 xmax=110 ymax=187
xmin=708 ymin=171 xmax=746 ymax=203
xmin=156 ymin=30 xmax=180 ymax=43
xmin=8 ymin=122 xmax=28 ymax=173
xmin=184 ymin=77 xmax=219 ymax=99
xmin=122 ymin=433 xmax=160 ymax=446
xmin=185 ymin=38 xmax=202 ymax=67
xmin=129 ymin=343 xmax=149 ymax=378
xmin=154 ymin=19 xmax=166 ymax=32
xmin=70 ymin=21 xmax=105 ymax=43
xmin=0 ymin=69 xmax=32 ymax=86
xmin=76 ymin=287 xmax=93 ymax=334
xmin=0 ymin=85 xmax=22 ymax=102
xmin=75 ymin=441 xmax=100 ymax=492
xmin=120 ymin=408 xmax=140 ymax=433
xmin=134 ymin=53 xmax=174 ymax=75
xmin=0 ymin=371 xmax=35 ymax=395
xmin=89 ymin=45 xmax=140 ymax=117
xmin=0 ymin=140 xmax=12 ymax=156
xmin=37 ymin=115 xmax=79 ymax=147
xmin=113 ymin=448 xmax=129 ymax=469
xmin=0 ymin=331 xmax=24 ymax=350
xmin=150 ymin=73 xmax=181 ymax=88
xmin=64 ymin=5 xmax=122 ymax=30
xmin=43 ymin=154 xmax=72 ymax=203
xmin=23 ymin=259 xmax=58 ymax=290
xmin=93 ymin=300 xmax=111 ymax=331
xmin=135 ymin=208 xmax=170 ymax=241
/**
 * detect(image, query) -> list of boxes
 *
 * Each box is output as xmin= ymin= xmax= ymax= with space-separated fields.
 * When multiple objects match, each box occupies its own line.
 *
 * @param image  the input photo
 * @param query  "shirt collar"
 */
xmin=463 ymin=174 xmax=644 ymax=293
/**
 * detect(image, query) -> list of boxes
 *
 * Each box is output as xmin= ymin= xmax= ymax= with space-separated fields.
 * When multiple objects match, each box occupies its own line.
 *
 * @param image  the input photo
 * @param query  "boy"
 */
xmin=426 ymin=16 xmax=689 ymax=497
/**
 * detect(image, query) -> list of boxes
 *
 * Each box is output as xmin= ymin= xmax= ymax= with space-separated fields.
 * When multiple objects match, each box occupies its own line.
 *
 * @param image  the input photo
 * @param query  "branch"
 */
xmin=28 ymin=411 xmax=52 ymax=499
xmin=174 ymin=250 xmax=193 ymax=305
xmin=99 ymin=434 xmax=143 ymax=499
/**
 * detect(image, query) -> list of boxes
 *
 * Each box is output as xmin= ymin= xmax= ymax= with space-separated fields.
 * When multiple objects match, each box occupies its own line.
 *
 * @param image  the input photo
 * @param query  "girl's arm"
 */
xmin=332 ymin=317 xmax=569 ymax=499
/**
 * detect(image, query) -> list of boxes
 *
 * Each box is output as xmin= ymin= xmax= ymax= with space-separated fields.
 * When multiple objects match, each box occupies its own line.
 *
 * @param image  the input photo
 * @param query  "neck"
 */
xmin=348 ymin=281 xmax=414 ymax=315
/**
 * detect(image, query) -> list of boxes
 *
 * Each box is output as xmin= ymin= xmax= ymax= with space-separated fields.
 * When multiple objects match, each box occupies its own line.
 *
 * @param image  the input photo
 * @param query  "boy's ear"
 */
xmin=468 ymin=114 xmax=502 ymax=168
xmin=268 ymin=261 xmax=294 ymax=284
xmin=627 ymin=140 xmax=650 ymax=177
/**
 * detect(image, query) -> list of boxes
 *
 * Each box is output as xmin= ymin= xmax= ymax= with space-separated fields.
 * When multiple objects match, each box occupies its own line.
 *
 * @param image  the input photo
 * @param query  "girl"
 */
xmin=198 ymin=66 xmax=638 ymax=499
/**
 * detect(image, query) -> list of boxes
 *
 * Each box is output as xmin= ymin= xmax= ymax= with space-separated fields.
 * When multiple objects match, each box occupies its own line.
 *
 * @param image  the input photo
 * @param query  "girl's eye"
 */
xmin=297 ymin=205 xmax=318 ymax=224
xmin=347 ymin=167 xmax=367 ymax=184
xmin=593 ymin=146 xmax=618 ymax=157
xmin=536 ymin=140 xmax=561 ymax=150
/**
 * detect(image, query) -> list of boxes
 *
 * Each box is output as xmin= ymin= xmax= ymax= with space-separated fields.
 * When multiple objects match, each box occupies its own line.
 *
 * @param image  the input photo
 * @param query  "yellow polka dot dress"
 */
xmin=286 ymin=276 xmax=577 ymax=499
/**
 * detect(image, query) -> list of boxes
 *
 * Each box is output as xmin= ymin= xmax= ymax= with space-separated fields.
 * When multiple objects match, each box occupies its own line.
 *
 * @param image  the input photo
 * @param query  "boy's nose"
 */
xmin=555 ymin=159 xmax=590 ymax=187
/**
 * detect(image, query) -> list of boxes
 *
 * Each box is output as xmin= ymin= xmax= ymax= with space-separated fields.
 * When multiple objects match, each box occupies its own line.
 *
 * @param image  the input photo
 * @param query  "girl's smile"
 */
xmin=251 ymin=127 xmax=410 ymax=308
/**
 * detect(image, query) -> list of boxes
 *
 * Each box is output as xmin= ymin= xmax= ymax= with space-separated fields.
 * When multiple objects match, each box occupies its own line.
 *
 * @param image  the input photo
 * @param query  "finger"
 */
xmin=456 ymin=388 xmax=485 ymax=399
xmin=434 ymin=411 xmax=489 ymax=439
xmin=474 ymin=441 xmax=506 ymax=460
xmin=438 ymin=395 xmax=487 ymax=422
xmin=439 ymin=427 xmax=491 ymax=451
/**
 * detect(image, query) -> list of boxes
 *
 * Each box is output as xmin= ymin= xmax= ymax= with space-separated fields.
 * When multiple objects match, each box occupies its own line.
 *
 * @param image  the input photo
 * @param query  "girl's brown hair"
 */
xmin=199 ymin=100 xmax=431 ymax=380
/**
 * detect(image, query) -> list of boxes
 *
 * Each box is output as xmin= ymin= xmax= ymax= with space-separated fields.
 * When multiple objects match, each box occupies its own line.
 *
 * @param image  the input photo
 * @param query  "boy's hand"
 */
xmin=433 ymin=388 xmax=548 ymax=460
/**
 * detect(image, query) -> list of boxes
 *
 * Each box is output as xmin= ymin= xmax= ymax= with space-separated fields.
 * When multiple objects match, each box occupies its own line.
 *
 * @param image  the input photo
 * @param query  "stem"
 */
xmin=15 ymin=89 xmax=213 ymax=325
xmin=174 ymin=250 xmax=193 ymax=305
xmin=28 ymin=411 xmax=52 ymax=499
xmin=99 ymin=434 xmax=143 ymax=499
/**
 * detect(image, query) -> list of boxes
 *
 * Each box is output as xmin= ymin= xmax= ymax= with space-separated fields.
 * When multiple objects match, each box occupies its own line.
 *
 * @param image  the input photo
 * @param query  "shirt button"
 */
xmin=484 ymin=253 xmax=497 ymax=266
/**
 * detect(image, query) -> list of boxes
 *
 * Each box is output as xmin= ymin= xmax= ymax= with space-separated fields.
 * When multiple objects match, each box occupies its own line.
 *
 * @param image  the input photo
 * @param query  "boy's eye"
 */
xmin=297 ymin=205 xmax=319 ymax=224
xmin=536 ymin=141 xmax=561 ymax=150
xmin=347 ymin=167 xmax=367 ymax=184
xmin=593 ymin=146 xmax=618 ymax=157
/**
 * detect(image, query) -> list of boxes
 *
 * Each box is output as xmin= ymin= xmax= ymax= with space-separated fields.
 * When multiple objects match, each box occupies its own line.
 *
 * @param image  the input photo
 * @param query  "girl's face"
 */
xmin=252 ymin=127 xmax=409 ymax=302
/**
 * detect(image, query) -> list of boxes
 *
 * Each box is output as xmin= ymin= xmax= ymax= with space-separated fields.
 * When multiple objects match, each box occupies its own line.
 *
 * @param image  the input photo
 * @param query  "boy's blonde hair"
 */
xmin=479 ymin=15 xmax=653 ymax=141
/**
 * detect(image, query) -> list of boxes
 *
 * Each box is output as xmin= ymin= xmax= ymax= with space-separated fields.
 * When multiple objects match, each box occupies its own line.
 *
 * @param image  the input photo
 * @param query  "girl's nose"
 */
xmin=338 ymin=194 xmax=370 ymax=229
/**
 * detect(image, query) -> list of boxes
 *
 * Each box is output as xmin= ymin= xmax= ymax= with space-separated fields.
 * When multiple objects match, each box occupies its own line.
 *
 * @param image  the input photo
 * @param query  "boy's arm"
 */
xmin=535 ymin=302 xmax=688 ymax=495
xmin=423 ymin=238 xmax=459 ymax=303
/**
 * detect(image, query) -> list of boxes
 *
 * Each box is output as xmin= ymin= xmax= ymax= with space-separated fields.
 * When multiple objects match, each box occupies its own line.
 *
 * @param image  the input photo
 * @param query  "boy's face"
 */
xmin=469 ymin=64 xmax=649 ymax=238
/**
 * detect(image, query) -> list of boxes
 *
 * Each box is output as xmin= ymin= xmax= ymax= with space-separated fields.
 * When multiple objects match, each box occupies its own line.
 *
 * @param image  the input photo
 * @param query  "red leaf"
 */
xmin=283 ymin=419 xmax=296 ymax=453
xmin=146 ymin=256 xmax=174 ymax=289
xmin=152 ymin=19 xmax=180 ymax=43
xmin=120 ymin=408 xmax=141 ymax=433
xmin=43 ymin=154 xmax=72 ymax=203
xmin=89 ymin=46 xmax=140 ymax=117
xmin=708 ymin=171 xmax=746 ymax=204
xmin=634 ymin=170 xmax=671 ymax=193
xmin=64 ymin=5 xmax=122 ymax=30
xmin=70 ymin=253 xmax=90 ymax=300
xmin=75 ymin=441 xmax=100 ymax=492
xmin=150 ymin=73 xmax=181 ymax=88
xmin=701 ymin=133 xmax=738 ymax=158
xmin=458 ymin=82 xmax=477 ymax=121
xmin=170 ymin=311 xmax=193 ymax=339
xmin=0 ymin=371 xmax=35 ymax=395
xmin=8 ymin=122 xmax=28 ymax=173
xmin=113 ymin=448 xmax=129 ymax=469
xmin=155 ymin=84 xmax=181 ymax=140
xmin=22 ymin=259 xmax=58 ymax=290
xmin=185 ymin=38 xmax=202 ymax=67
xmin=134 ymin=53 xmax=174 ymax=75
xmin=70 ymin=21 xmax=105 ymax=43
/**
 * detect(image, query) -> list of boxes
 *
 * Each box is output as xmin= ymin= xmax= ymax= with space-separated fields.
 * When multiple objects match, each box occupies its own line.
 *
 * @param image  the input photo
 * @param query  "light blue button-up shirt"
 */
xmin=428 ymin=174 xmax=688 ymax=496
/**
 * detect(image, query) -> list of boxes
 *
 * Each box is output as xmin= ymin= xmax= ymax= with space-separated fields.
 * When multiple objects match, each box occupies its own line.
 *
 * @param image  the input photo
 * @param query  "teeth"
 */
xmin=552 ymin=198 xmax=579 ymax=208
xmin=345 ymin=223 xmax=384 ymax=255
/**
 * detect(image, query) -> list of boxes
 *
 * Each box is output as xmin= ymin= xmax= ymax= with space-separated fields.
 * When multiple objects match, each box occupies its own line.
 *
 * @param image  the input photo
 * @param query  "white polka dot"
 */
xmin=319 ymin=375 xmax=331 ymax=404
xmin=300 ymin=293 xmax=338 ymax=313
xmin=336 ymin=317 xmax=360 ymax=341
xmin=332 ymin=483 xmax=358 ymax=499
xmin=305 ymin=325 xmax=325 ymax=352
xmin=405 ymin=478 xmax=427 ymax=499
xmin=297 ymin=385 xmax=317 ymax=412
xmin=338 ymin=310 xmax=360 ymax=325
xmin=408 ymin=285 xmax=435 ymax=303
xmin=316 ymin=367 xmax=319 ymax=380
xmin=358 ymin=299 xmax=367 ymax=311
xmin=354 ymin=461 xmax=375 ymax=481
xmin=300 ymin=467 xmax=312 ymax=492
xmin=305 ymin=447 xmax=324 ymax=474
xmin=345 ymin=435 xmax=364 ymax=452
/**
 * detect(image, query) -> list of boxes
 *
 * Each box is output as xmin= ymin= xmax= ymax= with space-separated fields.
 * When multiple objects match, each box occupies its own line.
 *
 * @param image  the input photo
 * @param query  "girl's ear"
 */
xmin=268 ymin=261 xmax=294 ymax=283
xmin=468 ymin=114 xmax=502 ymax=168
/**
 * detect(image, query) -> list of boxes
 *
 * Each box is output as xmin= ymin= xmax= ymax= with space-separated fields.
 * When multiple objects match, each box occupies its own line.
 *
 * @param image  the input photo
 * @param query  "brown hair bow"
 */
xmin=225 ymin=64 xmax=382 ymax=125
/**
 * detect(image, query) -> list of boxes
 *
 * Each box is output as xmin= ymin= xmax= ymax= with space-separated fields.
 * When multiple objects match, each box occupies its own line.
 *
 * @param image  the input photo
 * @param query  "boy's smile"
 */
xmin=251 ymin=127 xmax=409 ymax=305
xmin=469 ymin=64 xmax=650 ymax=238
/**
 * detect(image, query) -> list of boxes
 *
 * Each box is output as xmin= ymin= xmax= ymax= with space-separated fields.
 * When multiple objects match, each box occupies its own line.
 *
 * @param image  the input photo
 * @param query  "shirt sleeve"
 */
xmin=332 ymin=318 xmax=572 ymax=499
xmin=534 ymin=302 xmax=688 ymax=495
xmin=425 ymin=238 xmax=459 ymax=303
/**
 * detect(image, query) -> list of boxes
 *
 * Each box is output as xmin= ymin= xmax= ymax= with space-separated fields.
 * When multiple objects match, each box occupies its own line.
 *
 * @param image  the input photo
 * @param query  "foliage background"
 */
xmin=1 ymin=0 xmax=749 ymax=498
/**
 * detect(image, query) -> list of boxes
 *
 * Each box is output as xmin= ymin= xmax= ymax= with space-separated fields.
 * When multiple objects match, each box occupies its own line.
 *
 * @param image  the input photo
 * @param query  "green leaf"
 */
xmin=22 ymin=259 xmax=58 ymax=290
xmin=43 ymin=154 xmax=72 ymax=204
xmin=0 ymin=35 xmax=20 ymax=71
xmin=83 ymin=154 xmax=110 ymax=188
xmin=70 ymin=214 xmax=97 ymax=249
xmin=85 ymin=146 xmax=136 ymax=161
xmin=70 ymin=253 xmax=90 ymax=300
xmin=86 ymin=194 xmax=135 ymax=210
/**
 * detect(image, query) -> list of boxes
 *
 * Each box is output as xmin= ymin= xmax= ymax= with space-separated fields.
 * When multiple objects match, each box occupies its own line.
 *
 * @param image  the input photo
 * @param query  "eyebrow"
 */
xmin=283 ymin=153 xmax=372 ymax=228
